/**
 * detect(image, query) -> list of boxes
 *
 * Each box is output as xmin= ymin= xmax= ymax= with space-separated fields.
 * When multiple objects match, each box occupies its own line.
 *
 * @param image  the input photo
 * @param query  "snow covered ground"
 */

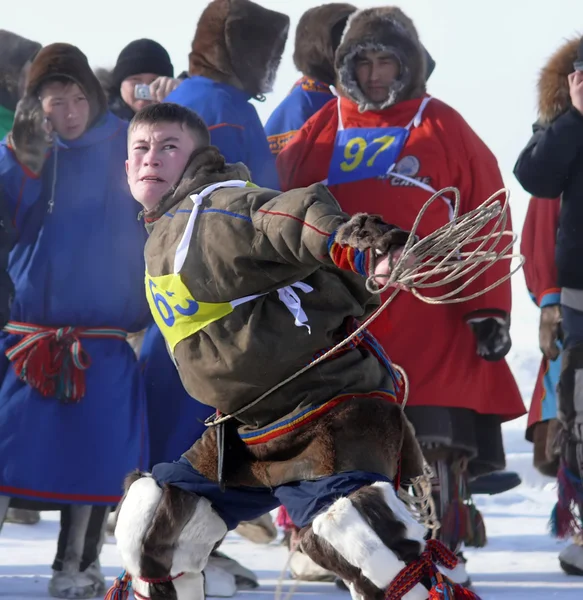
xmin=0 ymin=266 xmax=578 ymax=599
xmin=1 ymin=483 xmax=583 ymax=599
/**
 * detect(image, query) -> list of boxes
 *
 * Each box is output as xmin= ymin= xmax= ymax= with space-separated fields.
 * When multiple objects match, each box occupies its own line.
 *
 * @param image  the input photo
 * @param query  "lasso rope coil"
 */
xmin=224 ymin=186 xmax=522 ymax=599
xmin=207 ymin=185 xmax=523 ymax=424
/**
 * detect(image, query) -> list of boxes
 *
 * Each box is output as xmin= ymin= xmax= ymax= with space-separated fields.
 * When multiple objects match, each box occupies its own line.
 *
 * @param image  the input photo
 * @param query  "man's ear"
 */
xmin=125 ymin=159 xmax=129 ymax=177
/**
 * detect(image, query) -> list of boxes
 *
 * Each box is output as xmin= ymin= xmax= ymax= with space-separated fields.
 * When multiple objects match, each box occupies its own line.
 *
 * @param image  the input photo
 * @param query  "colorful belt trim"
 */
xmin=313 ymin=317 xmax=402 ymax=391
xmin=239 ymin=389 xmax=396 ymax=446
xmin=4 ymin=321 xmax=128 ymax=403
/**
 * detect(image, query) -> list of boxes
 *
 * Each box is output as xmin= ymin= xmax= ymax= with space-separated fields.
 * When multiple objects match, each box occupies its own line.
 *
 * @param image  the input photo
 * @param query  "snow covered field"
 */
xmin=0 ymin=215 xmax=574 ymax=600
xmin=1 ymin=483 xmax=583 ymax=599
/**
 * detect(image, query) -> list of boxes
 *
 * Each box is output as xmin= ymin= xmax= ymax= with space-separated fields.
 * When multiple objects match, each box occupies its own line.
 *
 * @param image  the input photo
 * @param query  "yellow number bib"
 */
xmin=146 ymin=272 xmax=234 ymax=351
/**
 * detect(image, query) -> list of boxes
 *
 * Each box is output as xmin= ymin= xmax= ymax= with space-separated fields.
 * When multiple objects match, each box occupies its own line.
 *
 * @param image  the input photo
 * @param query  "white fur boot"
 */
xmin=559 ymin=539 xmax=583 ymax=576
xmin=302 ymin=482 xmax=430 ymax=600
xmin=114 ymin=473 xmax=228 ymax=600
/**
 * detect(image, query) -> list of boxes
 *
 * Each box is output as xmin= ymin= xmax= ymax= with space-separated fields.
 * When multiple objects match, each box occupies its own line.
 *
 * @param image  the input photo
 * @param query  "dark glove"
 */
xmin=8 ymin=95 xmax=52 ymax=175
xmin=468 ymin=316 xmax=512 ymax=361
xmin=334 ymin=213 xmax=412 ymax=254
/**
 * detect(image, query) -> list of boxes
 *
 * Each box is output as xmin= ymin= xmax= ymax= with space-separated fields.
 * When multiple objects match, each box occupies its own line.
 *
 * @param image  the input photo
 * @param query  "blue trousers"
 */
xmin=152 ymin=457 xmax=390 ymax=530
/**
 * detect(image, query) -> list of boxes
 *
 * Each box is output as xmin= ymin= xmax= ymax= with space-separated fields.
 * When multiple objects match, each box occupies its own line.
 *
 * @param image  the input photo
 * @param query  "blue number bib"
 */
xmin=327 ymin=126 xmax=409 ymax=186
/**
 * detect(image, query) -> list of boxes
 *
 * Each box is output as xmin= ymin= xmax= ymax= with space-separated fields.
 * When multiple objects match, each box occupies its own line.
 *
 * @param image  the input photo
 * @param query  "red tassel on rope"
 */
xmin=104 ymin=571 xmax=132 ymax=600
xmin=275 ymin=506 xmax=295 ymax=531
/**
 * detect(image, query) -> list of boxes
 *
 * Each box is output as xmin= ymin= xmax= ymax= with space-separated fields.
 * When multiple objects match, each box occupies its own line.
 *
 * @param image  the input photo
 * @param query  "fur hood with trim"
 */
xmin=188 ymin=0 xmax=290 ymax=99
xmin=27 ymin=43 xmax=108 ymax=127
xmin=0 ymin=30 xmax=41 ymax=112
xmin=335 ymin=6 xmax=426 ymax=112
xmin=293 ymin=3 xmax=357 ymax=87
xmin=537 ymin=36 xmax=582 ymax=125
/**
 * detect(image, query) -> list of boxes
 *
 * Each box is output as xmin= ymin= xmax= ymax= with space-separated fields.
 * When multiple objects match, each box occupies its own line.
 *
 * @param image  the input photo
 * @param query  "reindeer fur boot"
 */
xmin=113 ymin=472 xmax=228 ymax=600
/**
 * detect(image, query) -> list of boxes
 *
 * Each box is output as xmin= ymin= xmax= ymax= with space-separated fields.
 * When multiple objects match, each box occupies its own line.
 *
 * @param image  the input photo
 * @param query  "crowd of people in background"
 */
xmin=0 ymin=1 xmax=581 ymax=598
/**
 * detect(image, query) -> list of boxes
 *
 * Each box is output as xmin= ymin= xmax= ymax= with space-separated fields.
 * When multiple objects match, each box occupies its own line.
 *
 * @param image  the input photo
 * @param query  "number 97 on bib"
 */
xmin=327 ymin=126 xmax=409 ymax=186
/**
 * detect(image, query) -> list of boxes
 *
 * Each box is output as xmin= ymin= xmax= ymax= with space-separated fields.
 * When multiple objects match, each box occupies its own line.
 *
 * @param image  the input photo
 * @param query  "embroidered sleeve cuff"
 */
xmin=328 ymin=233 xmax=371 ymax=276
xmin=538 ymin=288 xmax=561 ymax=308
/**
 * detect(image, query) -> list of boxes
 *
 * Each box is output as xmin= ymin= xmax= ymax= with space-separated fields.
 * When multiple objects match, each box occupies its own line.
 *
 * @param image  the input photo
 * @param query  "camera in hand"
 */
xmin=134 ymin=84 xmax=153 ymax=100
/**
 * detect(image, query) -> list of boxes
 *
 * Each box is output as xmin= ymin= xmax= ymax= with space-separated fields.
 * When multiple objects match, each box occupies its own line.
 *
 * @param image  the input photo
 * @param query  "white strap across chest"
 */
xmin=172 ymin=180 xmax=313 ymax=332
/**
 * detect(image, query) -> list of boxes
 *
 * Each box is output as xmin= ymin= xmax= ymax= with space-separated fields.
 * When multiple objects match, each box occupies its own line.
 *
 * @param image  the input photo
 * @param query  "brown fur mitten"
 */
xmin=335 ymin=213 xmax=411 ymax=254
xmin=8 ymin=95 xmax=51 ymax=175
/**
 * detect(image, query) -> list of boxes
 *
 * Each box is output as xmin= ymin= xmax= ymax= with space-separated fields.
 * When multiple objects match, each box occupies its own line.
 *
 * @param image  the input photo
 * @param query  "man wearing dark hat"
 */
xmin=0 ymin=43 xmax=150 ymax=598
xmin=97 ymin=38 xmax=180 ymax=121
xmin=514 ymin=35 xmax=583 ymax=577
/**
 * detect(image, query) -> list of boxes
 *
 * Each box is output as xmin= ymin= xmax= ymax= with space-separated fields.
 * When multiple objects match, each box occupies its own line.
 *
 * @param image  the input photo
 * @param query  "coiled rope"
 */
xmin=206 ymin=186 xmax=523 ymax=426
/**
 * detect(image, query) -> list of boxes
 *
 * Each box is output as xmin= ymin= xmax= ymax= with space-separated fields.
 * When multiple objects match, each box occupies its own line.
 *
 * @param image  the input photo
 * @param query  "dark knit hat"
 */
xmin=112 ymin=39 xmax=174 ymax=87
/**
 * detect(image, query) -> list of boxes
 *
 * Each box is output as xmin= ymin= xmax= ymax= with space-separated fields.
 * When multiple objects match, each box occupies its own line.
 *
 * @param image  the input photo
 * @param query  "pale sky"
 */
xmin=5 ymin=0 xmax=580 ymax=374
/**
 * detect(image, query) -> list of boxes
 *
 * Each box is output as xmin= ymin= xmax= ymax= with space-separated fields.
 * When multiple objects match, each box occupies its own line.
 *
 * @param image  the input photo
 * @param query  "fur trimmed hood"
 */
xmin=335 ymin=7 xmax=426 ymax=112
xmin=189 ymin=0 xmax=290 ymax=98
xmin=293 ymin=3 xmax=357 ymax=86
xmin=0 ymin=30 xmax=41 ymax=112
xmin=537 ymin=36 xmax=582 ymax=125
xmin=27 ymin=43 xmax=108 ymax=127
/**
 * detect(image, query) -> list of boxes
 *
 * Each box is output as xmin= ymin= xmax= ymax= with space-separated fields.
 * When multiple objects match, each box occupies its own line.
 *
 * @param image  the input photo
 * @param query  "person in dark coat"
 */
xmin=514 ymin=34 xmax=583 ymax=577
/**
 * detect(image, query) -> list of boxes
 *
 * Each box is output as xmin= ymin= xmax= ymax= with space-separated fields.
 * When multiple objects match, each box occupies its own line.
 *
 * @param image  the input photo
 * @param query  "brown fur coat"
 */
xmin=293 ymin=3 xmax=356 ymax=86
xmin=188 ymin=0 xmax=290 ymax=98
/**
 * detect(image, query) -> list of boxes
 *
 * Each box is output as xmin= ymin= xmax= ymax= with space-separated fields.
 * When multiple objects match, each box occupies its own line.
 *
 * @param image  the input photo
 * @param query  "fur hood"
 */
xmin=335 ymin=7 xmax=426 ymax=112
xmin=537 ymin=36 xmax=582 ymax=125
xmin=188 ymin=0 xmax=290 ymax=99
xmin=293 ymin=3 xmax=357 ymax=86
xmin=27 ymin=44 xmax=108 ymax=127
xmin=0 ymin=30 xmax=41 ymax=112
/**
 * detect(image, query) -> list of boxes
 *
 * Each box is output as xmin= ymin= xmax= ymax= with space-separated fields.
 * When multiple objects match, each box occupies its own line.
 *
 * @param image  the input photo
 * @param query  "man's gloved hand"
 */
xmin=468 ymin=315 xmax=512 ymax=361
xmin=7 ymin=95 xmax=52 ymax=175
xmin=335 ymin=213 xmax=412 ymax=254
xmin=539 ymin=304 xmax=561 ymax=361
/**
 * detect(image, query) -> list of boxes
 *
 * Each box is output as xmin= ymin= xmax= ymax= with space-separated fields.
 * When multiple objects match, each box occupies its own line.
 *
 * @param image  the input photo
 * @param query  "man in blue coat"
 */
xmin=164 ymin=0 xmax=288 ymax=190
xmin=265 ymin=3 xmax=356 ymax=156
xmin=0 ymin=43 xmax=150 ymax=599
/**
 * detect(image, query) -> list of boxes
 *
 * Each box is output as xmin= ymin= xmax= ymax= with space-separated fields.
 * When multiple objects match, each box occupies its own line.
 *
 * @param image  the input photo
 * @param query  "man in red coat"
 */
xmin=277 ymin=6 xmax=526 ymax=585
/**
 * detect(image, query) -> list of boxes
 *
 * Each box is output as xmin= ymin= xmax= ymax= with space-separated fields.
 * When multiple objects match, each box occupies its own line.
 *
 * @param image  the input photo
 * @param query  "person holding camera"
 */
xmin=514 ymin=35 xmax=583 ymax=577
xmin=97 ymin=38 xmax=181 ymax=121
xmin=0 ymin=43 xmax=150 ymax=598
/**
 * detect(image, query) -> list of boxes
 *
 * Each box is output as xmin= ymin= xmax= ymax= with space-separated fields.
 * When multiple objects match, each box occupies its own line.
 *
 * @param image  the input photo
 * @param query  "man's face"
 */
xmin=126 ymin=122 xmax=197 ymax=211
xmin=354 ymin=50 xmax=400 ymax=104
xmin=39 ymin=81 xmax=90 ymax=140
xmin=121 ymin=73 xmax=158 ymax=114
